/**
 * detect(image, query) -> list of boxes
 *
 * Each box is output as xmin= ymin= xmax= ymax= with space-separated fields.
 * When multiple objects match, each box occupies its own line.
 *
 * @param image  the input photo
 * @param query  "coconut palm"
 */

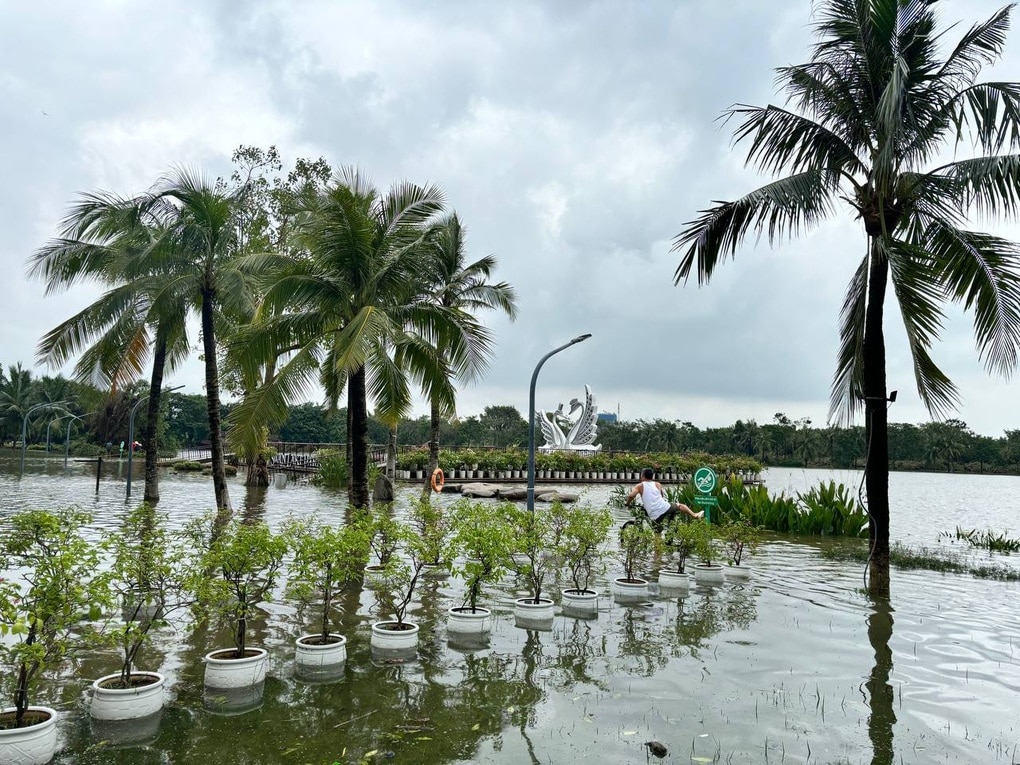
xmin=228 ymin=167 xmax=458 ymax=508
xmin=0 ymin=363 xmax=36 ymax=446
xmin=421 ymin=213 xmax=518 ymax=479
xmin=30 ymin=191 xmax=190 ymax=503
xmin=673 ymin=0 xmax=1020 ymax=575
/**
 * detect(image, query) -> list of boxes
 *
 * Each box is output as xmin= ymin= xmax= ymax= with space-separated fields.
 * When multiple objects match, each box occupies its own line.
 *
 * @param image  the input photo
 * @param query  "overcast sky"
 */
xmin=2 ymin=0 xmax=1019 ymax=437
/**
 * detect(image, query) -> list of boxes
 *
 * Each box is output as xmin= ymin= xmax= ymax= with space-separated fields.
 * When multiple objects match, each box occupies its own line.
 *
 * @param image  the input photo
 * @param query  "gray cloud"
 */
xmin=2 ymin=0 xmax=1018 ymax=436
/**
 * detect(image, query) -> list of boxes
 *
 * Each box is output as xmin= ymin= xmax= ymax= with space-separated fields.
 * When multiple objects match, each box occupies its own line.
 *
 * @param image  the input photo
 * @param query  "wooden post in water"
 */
xmin=95 ymin=457 xmax=102 ymax=494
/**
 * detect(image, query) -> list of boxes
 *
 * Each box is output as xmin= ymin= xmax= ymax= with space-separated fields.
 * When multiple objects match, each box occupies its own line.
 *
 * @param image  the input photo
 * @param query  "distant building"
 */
xmin=597 ymin=412 xmax=617 ymax=423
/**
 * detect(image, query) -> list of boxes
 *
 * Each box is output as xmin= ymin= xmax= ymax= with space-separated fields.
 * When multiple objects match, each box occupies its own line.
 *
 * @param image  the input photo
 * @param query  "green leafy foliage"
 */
xmin=618 ymin=522 xmax=655 ymax=581
xmin=661 ymin=516 xmax=706 ymax=574
xmin=189 ymin=517 xmax=287 ymax=658
xmin=311 ymin=448 xmax=348 ymax=488
xmin=720 ymin=519 xmax=763 ymax=566
xmin=450 ymin=499 xmax=514 ymax=610
xmin=284 ymin=515 xmax=372 ymax=642
xmin=506 ymin=504 xmax=558 ymax=603
xmin=557 ymin=504 xmax=613 ymax=592
xmin=0 ymin=507 xmax=108 ymax=727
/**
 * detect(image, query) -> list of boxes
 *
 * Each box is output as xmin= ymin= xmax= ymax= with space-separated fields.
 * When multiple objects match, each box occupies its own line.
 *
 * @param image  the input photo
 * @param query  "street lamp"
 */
xmin=126 ymin=385 xmax=185 ymax=501
xmin=46 ymin=414 xmax=67 ymax=453
xmin=64 ymin=413 xmax=93 ymax=468
xmin=20 ymin=401 xmax=70 ymax=476
xmin=527 ymin=334 xmax=592 ymax=512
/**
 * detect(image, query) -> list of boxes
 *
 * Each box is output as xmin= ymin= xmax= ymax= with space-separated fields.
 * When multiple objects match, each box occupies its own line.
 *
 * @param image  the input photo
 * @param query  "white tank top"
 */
xmin=640 ymin=481 xmax=670 ymax=520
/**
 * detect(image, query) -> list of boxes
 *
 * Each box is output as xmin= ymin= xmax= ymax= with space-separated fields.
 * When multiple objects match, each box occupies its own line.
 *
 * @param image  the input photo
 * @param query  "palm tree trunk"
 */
xmin=349 ymin=366 xmax=370 ymax=508
xmin=201 ymin=287 xmax=232 ymax=533
xmin=863 ymin=238 xmax=890 ymax=584
xmin=142 ymin=332 xmax=168 ymax=504
xmin=428 ymin=396 xmax=440 ymax=476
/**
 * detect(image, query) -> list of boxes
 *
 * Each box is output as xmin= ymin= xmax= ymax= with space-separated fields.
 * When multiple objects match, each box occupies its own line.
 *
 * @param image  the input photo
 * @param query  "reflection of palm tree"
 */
xmin=866 ymin=582 xmax=895 ymax=765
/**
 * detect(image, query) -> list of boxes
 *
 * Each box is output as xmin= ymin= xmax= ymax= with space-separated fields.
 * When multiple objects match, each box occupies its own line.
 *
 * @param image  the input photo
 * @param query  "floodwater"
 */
xmin=1 ymin=455 xmax=1019 ymax=764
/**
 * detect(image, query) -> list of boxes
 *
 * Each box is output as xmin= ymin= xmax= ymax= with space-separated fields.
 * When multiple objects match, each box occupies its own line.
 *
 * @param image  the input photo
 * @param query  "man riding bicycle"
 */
xmin=624 ymin=468 xmax=703 ymax=530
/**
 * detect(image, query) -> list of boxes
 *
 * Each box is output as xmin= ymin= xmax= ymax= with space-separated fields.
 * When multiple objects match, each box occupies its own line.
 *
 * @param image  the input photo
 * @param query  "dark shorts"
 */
xmin=651 ymin=506 xmax=678 ymax=531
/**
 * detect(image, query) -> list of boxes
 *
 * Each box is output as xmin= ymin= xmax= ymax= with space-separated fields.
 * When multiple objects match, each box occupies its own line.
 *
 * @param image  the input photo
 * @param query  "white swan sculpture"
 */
xmin=537 ymin=385 xmax=602 ymax=452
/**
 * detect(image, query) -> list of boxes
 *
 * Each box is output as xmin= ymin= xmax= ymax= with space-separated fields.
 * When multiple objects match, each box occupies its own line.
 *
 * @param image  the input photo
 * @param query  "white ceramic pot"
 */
xmin=657 ymin=570 xmax=690 ymax=592
xmin=421 ymin=563 xmax=450 ymax=579
xmin=694 ymin=564 xmax=726 ymax=585
xmin=561 ymin=588 xmax=599 ymax=615
xmin=203 ymin=647 xmax=268 ymax=689
xmin=613 ymin=577 xmax=649 ymax=600
xmin=447 ymin=606 xmax=492 ymax=635
xmin=364 ymin=564 xmax=387 ymax=586
xmin=370 ymin=620 xmax=420 ymax=651
xmin=727 ymin=563 xmax=752 ymax=580
xmin=513 ymin=596 xmax=555 ymax=621
xmin=90 ymin=671 xmax=165 ymax=720
xmin=295 ymin=634 xmax=347 ymax=669
xmin=0 ymin=706 xmax=58 ymax=765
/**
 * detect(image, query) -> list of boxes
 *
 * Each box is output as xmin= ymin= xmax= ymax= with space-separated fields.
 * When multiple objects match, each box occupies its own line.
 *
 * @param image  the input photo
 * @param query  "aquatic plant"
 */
xmin=939 ymin=527 xmax=1020 ymax=553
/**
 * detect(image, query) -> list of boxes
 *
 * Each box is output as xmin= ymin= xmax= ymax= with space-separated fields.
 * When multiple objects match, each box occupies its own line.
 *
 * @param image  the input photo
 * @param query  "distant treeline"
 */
xmin=3 ymin=363 xmax=1018 ymax=474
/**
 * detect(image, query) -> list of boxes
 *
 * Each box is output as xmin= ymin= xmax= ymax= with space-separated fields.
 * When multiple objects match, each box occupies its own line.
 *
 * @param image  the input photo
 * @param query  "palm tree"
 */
xmin=421 ymin=213 xmax=518 ymax=479
xmin=228 ymin=167 xmax=456 ymax=508
xmin=0 ymin=363 xmax=36 ymax=446
xmin=673 ymin=0 xmax=1020 ymax=576
xmin=30 ymin=190 xmax=190 ymax=503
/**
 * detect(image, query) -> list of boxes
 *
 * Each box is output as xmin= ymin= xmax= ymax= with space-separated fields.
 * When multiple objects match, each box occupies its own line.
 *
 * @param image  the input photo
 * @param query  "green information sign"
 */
xmin=693 ymin=466 xmax=718 ymax=494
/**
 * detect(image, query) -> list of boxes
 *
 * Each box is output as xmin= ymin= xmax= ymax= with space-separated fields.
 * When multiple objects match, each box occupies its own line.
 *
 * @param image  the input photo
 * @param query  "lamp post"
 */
xmin=527 ymin=334 xmax=592 ymax=512
xmin=126 ymin=385 xmax=184 ymax=501
xmin=20 ymin=401 xmax=70 ymax=476
xmin=46 ymin=414 xmax=67 ymax=453
xmin=64 ymin=413 xmax=92 ymax=468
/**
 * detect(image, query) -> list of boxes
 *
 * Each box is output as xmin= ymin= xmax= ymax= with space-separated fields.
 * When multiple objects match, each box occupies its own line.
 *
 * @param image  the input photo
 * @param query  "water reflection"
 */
xmin=867 ymin=581 xmax=895 ymax=765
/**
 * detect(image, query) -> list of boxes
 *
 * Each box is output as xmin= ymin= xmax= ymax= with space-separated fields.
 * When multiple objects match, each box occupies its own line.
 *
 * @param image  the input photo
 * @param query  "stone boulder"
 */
xmin=373 ymin=475 xmax=394 ymax=502
xmin=536 ymin=491 xmax=579 ymax=503
xmin=498 ymin=487 xmax=529 ymax=500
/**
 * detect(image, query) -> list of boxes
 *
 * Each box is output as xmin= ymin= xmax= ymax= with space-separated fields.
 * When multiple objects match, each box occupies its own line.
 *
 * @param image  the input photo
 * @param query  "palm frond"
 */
xmin=936 ymin=5 xmax=1013 ymax=85
xmin=925 ymin=220 xmax=1020 ymax=375
xmin=946 ymin=82 xmax=1020 ymax=153
xmin=672 ymin=170 xmax=837 ymax=285
xmin=829 ymin=254 xmax=868 ymax=425
xmin=887 ymin=240 xmax=959 ymax=415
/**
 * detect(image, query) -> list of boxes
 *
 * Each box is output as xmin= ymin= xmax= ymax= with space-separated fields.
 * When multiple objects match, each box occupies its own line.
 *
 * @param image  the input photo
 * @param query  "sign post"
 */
xmin=691 ymin=466 xmax=719 ymax=523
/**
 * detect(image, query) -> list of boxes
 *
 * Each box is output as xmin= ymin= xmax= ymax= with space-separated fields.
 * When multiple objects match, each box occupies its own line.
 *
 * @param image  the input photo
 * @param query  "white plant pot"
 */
xmin=561 ymin=588 xmax=599 ymax=615
xmin=727 ymin=563 xmax=752 ymax=580
xmin=364 ymin=564 xmax=388 ymax=586
xmin=447 ymin=606 xmax=492 ymax=635
xmin=203 ymin=647 xmax=268 ymax=689
xmin=513 ymin=596 xmax=555 ymax=621
xmin=295 ymin=633 xmax=347 ymax=669
xmin=90 ymin=671 xmax=165 ymax=720
xmin=421 ymin=563 xmax=450 ymax=579
xmin=0 ymin=706 xmax=58 ymax=765
xmin=657 ymin=569 xmax=690 ymax=592
xmin=613 ymin=577 xmax=649 ymax=600
xmin=694 ymin=564 xmax=726 ymax=585
xmin=370 ymin=620 xmax=420 ymax=651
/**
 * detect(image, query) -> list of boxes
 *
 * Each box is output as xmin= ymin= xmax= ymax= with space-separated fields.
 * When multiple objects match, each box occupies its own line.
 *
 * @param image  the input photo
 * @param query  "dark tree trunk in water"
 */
xmin=346 ymin=405 xmax=353 ymax=495
xmin=866 ymin=579 xmax=894 ymax=764
xmin=143 ymin=332 xmax=168 ymax=504
xmin=386 ymin=425 xmax=397 ymax=480
xmin=424 ymin=396 xmax=441 ymax=500
xmin=201 ymin=286 xmax=232 ymax=536
xmin=863 ymin=237 xmax=890 ymax=587
xmin=349 ymin=366 xmax=370 ymax=508
xmin=246 ymin=452 xmax=270 ymax=487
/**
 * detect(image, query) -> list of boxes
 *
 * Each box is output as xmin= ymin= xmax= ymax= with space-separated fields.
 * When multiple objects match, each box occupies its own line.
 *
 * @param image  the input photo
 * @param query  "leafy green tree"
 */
xmin=674 ymin=0 xmax=1020 ymax=574
xmin=229 ymin=167 xmax=457 ymax=508
xmin=0 ymin=363 xmax=36 ymax=446
xmin=421 ymin=213 xmax=517 ymax=475
xmin=30 ymin=187 xmax=190 ymax=502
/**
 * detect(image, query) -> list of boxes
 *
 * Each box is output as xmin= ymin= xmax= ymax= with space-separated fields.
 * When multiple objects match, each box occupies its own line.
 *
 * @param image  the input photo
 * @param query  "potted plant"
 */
xmin=370 ymin=525 xmax=428 ymax=654
xmin=507 ymin=504 xmax=557 ymax=625
xmin=448 ymin=500 xmax=513 ymax=636
xmin=614 ymin=521 xmax=655 ymax=600
xmin=558 ymin=504 xmax=613 ymax=616
xmin=366 ymin=507 xmax=401 ymax=585
xmin=191 ymin=518 xmax=287 ymax=691
xmin=91 ymin=504 xmax=190 ymax=722
xmin=284 ymin=515 xmax=371 ymax=677
xmin=693 ymin=520 xmax=725 ymax=585
xmin=0 ymin=508 xmax=106 ymax=765
xmin=409 ymin=496 xmax=455 ymax=578
xmin=658 ymin=516 xmax=704 ymax=593
xmin=722 ymin=519 xmax=762 ymax=580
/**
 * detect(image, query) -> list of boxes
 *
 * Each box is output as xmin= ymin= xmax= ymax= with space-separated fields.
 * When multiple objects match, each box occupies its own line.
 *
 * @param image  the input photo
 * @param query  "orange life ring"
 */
xmin=430 ymin=468 xmax=445 ymax=493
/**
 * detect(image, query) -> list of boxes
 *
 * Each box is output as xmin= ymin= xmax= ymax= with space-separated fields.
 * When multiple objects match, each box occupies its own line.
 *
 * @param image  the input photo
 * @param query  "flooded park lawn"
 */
xmin=2 ymin=456 xmax=1019 ymax=764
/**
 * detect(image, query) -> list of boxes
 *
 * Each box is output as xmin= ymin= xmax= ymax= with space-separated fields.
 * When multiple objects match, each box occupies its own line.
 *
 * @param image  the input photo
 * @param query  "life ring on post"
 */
xmin=430 ymin=468 xmax=445 ymax=493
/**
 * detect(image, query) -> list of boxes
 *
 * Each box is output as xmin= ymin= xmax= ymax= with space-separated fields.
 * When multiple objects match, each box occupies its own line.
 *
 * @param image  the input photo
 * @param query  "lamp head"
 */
xmin=571 ymin=333 xmax=592 ymax=344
